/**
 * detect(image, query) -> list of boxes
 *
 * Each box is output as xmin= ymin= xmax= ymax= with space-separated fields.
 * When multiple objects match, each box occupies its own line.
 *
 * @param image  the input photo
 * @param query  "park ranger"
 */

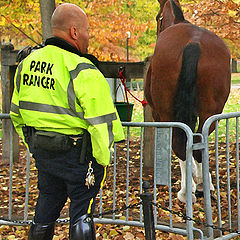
xmin=10 ymin=3 xmax=124 ymax=240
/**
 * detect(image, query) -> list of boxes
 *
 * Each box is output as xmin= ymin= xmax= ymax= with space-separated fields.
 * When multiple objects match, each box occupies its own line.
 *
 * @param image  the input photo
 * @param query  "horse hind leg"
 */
xmin=193 ymin=116 xmax=215 ymax=192
xmin=177 ymin=158 xmax=197 ymax=203
xmin=173 ymin=130 xmax=198 ymax=203
xmin=176 ymin=154 xmax=214 ymax=203
xmin=194 ymin=161 xmax=214 ymax=192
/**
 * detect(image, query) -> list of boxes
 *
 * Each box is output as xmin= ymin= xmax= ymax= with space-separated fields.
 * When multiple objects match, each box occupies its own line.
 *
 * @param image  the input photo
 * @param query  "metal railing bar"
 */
xmin=226 ymin=119 xmax=232 ymax=229
xmin=169 ymin=127 xmax=173 ymax=228
xmin=153 ymin=127 xmax=157 ymax=227
xmin=23 ymin=150 xmax=31 ymax=221
xmin=112 ymin=144 xmax=117 ymax=220
xmin=236 ymin=117 xmax=240 ymax=231
xmin=8 ymin=122 xmax=14 ymax=220
xmin=192 ymin=227 xmax=204 ymax=240
xmin=202 ymin=112 xmax=240 ymax=131
xmin=139 ymin=127 xmax=143 ymax=223
xmin=99 ymin=183 xmax=103 ymax=218
xmin=0 ymin=113 xmax=10 ymax=119
xmin=215 ymin=121 xmax=222 ymax=237
xmin=126 ymin=126 xmax=130 ymax=221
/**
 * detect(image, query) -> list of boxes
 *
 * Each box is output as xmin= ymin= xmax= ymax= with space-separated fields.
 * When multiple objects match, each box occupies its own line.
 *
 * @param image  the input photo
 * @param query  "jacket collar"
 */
xmin=45 ymin=37 xmax=99 ymax=67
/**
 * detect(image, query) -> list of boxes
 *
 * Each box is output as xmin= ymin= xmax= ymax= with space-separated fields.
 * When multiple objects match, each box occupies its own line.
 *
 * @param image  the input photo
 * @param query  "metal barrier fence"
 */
xmin=202 ymin=112 xmax=240 ymax=239
xmin=0 ymin=113 xmax=240 ymax=239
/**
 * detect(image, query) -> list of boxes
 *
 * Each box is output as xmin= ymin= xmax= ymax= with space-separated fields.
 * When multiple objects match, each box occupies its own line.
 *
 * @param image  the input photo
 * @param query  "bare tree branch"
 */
xmin=1 ymin=15 xmax=40 ymax=45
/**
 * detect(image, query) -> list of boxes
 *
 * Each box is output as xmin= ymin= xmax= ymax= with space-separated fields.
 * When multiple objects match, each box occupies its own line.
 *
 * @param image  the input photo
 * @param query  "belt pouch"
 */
xmin=34 ymin=131 xmax=71 ymax=152
xmin=22 ymin=126 xmax=36 ymax=153
xmin=79 ymin=131 xmax=92 ymax=164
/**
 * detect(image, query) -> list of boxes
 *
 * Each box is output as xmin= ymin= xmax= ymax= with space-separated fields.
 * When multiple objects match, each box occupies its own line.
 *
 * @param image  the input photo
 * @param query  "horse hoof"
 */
xmin=210 ymin=183 xmax=215 ymax=191
xmin=177 ymin=192 xmax=197 ymax=203
xmin=177 ymin=192 xmax=186 ymax=203
xmin=192 ymin=194 xmax=197 ymax=203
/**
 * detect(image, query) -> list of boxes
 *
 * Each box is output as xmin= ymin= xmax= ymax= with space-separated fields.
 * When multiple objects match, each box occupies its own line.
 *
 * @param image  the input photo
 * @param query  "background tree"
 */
xmin=183 ymin=0 xmax=240 ymax=69
xmin=0 ymin=0 xmax=42 ymax=46
xmin=0 ymin=0 xmax=239 ymax=64
xmin=39 ymin=0 xmax=55 ymax=40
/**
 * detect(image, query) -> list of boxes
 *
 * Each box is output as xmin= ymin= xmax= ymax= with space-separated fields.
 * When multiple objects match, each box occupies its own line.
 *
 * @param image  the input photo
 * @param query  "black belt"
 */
xmin=23 ymin=126 xmax=91 ymax=164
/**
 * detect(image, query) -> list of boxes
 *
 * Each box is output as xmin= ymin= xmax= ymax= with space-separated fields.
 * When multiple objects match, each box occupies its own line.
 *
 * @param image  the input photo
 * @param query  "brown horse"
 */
xmin=144 ymin=0 xmax=231 ymax=202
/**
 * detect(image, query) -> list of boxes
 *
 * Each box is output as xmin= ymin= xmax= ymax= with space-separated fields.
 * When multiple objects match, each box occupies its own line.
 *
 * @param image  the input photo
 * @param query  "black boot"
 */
xmin=70 ymin=214 xmax=96 ymax=240
xmin=28 ymin=222 xmax=55 ymax=240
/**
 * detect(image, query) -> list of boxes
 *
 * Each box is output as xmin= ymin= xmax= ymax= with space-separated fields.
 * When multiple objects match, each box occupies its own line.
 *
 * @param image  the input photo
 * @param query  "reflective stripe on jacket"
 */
xmin=10 ymin=44 xmax=125 ymax=166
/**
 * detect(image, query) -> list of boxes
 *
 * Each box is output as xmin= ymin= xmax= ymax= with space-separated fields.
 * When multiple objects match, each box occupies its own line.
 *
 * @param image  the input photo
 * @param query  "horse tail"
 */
xmin=173 ymin=42 xmax=201 ymax=131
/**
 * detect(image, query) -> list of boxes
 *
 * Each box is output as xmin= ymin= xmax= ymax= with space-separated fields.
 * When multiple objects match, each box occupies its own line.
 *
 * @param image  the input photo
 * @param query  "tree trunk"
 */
xmin=232 ymin=58 xmax=237 ymax=73
xmin=39 ymin=0 xmax=56 ymax=41
xmin=1 ymin=44 xmax=19 ymax=165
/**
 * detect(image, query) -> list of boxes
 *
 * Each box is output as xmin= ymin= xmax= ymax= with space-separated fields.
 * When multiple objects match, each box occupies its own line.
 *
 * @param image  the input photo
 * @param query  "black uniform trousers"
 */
xmin=32 ymin=142 xmax=106 ymax=226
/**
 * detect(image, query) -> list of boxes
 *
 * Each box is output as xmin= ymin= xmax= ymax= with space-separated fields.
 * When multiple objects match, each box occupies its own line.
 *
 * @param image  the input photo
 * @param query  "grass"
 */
xmin=231 ymin=73 xmax=240 ymax=84
xmin=209 ymin=88 xmax=240 ymax=142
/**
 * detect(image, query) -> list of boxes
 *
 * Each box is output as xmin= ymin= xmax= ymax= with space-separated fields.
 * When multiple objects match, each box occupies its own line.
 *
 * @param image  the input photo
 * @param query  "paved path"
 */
xmin=231 ymin=84 xmax=240 ymax=88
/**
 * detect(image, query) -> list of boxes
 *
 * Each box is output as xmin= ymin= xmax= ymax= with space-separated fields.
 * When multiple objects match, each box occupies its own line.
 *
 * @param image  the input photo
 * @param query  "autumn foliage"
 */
xmin=84 ymin=0 xmax=152 ymax=61
xmin=184 ymin=0 xmax=240 ymax=59
xmin=0 ymin=0 xmax=239 ymax=60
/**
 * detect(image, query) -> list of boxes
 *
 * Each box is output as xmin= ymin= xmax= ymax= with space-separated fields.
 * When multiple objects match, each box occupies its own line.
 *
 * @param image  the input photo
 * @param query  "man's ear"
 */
xmin=70 ymin=26 xmax=77 ymax=40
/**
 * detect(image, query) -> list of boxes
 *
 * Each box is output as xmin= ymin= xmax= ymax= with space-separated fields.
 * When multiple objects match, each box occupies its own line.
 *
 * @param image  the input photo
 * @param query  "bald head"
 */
xmin=52 ymin=4 xmax=86 ymax=31
xmin=51 ymin=3 xmax=89 ymax=53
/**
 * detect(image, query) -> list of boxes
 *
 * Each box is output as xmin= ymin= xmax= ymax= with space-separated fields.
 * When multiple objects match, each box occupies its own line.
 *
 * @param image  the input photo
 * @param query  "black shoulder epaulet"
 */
xmin=16 ymin=44 xmax=44 ymax=63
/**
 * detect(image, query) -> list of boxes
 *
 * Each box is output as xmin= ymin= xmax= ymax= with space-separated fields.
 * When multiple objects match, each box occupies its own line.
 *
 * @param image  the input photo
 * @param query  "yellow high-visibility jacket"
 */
xmin=10 ymin=38 xmax=125 ymax=166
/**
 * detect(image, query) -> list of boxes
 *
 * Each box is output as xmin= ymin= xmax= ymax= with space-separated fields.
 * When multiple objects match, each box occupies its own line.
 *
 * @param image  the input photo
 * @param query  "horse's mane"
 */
xmin=170 ymin=0 xmax=188 ymax=23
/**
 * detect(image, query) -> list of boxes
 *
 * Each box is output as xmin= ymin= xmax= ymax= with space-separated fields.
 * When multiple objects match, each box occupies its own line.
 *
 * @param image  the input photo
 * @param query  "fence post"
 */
xmin=143 ymin=57 xmax=154 ymax=177
xmin=1 ymin=43 xmax=19 ymax=164
xmin=140 ymin=181 xmax=156 ymax=240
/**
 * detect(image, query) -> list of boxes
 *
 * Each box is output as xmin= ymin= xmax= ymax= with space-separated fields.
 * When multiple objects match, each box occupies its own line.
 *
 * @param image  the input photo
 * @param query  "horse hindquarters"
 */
xmin=173 ymin=42 xmax=201 ymax=160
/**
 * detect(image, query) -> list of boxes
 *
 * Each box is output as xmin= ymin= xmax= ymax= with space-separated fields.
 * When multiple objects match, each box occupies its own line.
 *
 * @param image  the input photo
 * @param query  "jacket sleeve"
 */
xmin=10 ymin=64 xmax=26 ymax=141
xmin=74 ymin=68 xmax=125 ymax=166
